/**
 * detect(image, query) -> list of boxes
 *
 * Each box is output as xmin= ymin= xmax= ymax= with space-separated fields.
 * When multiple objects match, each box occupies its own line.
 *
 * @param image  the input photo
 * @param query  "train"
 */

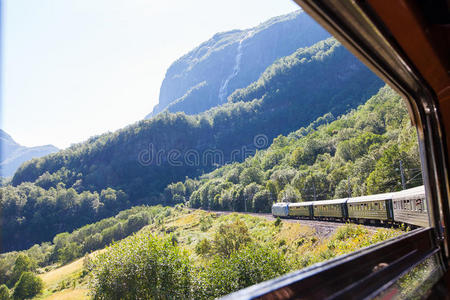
xmin=272 ymin=185 xmax=429 ymax=228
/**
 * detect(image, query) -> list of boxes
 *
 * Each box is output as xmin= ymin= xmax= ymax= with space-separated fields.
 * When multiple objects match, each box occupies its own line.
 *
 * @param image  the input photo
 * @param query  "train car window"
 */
xmin=4 ymin=0 xmax=449 ymax=299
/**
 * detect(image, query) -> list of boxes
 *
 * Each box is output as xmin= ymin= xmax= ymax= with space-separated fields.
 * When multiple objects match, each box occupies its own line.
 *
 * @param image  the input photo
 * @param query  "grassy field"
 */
xmin=36 ymin=250 xmax=105 ymax=299
xmin=39 ymin=288 xmax=90 ymax=300
xmin=39 ymin=257 xmax=84 ymax=288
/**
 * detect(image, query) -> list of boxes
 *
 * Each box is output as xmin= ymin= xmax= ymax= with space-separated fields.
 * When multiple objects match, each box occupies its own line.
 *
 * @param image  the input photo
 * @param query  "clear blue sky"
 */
xmin=2 ymin=0 xmax=300 ymax=149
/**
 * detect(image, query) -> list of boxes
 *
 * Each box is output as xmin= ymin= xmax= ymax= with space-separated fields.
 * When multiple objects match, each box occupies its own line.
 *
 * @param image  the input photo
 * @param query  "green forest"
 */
xmin=174 ymin=86 xmax=421 ymax=212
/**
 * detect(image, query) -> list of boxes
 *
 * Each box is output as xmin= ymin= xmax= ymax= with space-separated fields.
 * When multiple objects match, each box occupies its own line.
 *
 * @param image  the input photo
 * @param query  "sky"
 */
xmin=2 ymin=0 xmax=300 ymax=149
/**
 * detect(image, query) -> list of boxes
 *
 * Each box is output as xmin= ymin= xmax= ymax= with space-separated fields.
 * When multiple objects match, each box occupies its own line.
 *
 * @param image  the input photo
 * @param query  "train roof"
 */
xmin=392 ymin=185 xmax=425 ymax=199
xmin=347 ymin=192 xmax=394 ymax=203
xmin=289 ymin=202 xmax=313 ymax=207
xmin=312 ymin=198 xmax=348 ymax=206
xmin=273 ymin=202 xmax=289 ymax=207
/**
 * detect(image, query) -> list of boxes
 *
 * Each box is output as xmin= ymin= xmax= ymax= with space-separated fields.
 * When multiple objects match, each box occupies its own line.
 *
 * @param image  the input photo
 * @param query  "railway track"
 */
xmin=196 ymin=209 xmax=381 ymax=239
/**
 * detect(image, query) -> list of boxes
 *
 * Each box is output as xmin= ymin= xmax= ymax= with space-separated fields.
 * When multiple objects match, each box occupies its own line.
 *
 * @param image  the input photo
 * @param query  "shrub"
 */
xmin=197 ymin=244 xmax=290 ymax=298
xmin=0 ymin=284 xmax=10 ymax=300
xmin=9 ymin=255 xmax=36 ymax=287
xmin=199 ymin=216 xmax=213 ymax=232
xmin=12 ymin=272 xmax=43 ymax=300
xmin=195 ymin=239 xmax=212 ymax=257
xmin=88 ymin=233 xmax=192 ymax=300
xmin=213 ymin=219 xmax=251 ymax=258
xmin=274 ymin=217 xmax=282 ymax=227
xmin=334 ymin=224 xmax=368 ymax=241
xmin=57 ymin=242 xmax=82 ymax=264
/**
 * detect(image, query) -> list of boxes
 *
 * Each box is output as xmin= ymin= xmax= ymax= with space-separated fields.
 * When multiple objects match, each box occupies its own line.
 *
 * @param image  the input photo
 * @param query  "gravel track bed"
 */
xmin=198 ymin=210 xmax=380 ymax=239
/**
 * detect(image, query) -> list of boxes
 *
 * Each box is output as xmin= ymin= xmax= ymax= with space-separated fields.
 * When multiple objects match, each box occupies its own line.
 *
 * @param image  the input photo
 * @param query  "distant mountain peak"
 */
xmin=0 ymin=128 xmax=17 ymax=144
xmin=0 ymin=129 xmax=59 ymax=178
xmin=146 ymin=10 xmax=330 ymax=119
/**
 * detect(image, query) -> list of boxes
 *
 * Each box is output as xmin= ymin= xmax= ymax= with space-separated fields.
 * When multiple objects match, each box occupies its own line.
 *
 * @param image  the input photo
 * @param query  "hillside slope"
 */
xmin=0 ymin=129 xmax=58 ymax=178
xmin=164 ymin=86 xmax=422 ymax=212
xmin=148 ymin=10 xmax=330 ymax=117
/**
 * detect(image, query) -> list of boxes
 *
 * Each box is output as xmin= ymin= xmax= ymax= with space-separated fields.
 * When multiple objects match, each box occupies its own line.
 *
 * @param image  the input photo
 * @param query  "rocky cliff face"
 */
xmin=146 ymin=10 xmax=330 ymax=118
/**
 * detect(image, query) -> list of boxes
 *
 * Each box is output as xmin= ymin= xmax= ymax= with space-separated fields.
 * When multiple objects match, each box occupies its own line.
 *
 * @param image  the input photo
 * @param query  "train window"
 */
xmin=3 ymin=0 xmax=450 ymax=299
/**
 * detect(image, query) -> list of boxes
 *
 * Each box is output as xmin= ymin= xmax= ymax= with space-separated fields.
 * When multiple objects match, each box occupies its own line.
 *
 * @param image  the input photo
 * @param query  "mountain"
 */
xmin=0 ymin=129 xmax=59 ymax=178
xmin=10 ymin=37 xmax=383 ymax=210
xmin=147 ymin=10 xmax=330 ymax=118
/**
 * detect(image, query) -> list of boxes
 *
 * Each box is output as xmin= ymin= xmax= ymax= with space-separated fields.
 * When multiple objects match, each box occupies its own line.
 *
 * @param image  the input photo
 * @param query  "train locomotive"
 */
xmin=272 ymin=185 xmax=429 ymax=228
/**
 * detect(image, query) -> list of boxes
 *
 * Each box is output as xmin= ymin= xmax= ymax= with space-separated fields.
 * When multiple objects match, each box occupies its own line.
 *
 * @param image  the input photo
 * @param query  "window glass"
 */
xmin=1 ymin=1 xmax=432 ymax=299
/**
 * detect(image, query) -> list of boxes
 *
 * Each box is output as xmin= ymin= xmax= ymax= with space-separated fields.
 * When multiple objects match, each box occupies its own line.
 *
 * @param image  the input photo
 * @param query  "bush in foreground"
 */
xmin=89 ymin=230 xmax=291 ymax=299
xmin=196 ymin=244 xmax=290 ymax=298
xmin=88 ymin=233 xmax=192 ymax=300
xmin=12 ymin=272 xmax=43 ymax=300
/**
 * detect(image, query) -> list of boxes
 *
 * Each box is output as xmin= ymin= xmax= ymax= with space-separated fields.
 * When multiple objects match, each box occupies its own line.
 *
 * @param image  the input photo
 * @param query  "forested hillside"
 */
xmin=3 ymin=38 xmax=382 ymax=252
xmin=162 ymin=86 xmax=421 ymax=212
xmin=148 ymin=10 xmax=330 ymax=117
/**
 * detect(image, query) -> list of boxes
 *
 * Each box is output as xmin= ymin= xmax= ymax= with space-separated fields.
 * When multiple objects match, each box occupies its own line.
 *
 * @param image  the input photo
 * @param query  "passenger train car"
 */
xmin=272 ymin=185 xmax=429 ymax=227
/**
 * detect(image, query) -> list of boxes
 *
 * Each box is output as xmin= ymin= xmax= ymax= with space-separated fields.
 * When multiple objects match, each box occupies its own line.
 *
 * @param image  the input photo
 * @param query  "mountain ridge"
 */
xmin=147 ymin=10 xmax=331 ymax=118
xmin=0 ymin=129 xmax=59 ymax=178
